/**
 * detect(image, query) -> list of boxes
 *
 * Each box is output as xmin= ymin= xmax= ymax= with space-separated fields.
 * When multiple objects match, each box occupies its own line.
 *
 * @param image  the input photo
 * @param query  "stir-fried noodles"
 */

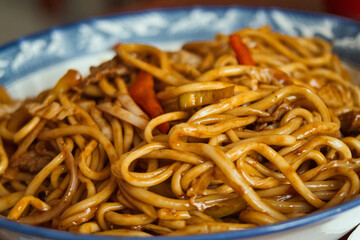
xmin=0 ymin=26 xmax=359 ymax=236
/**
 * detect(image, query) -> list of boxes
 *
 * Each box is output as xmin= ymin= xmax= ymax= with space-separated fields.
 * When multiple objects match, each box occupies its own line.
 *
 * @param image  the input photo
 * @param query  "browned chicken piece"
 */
xmin=81 ymin=56 xmax=128 ymax=87
xmin=0 ymin=102 xmax=23 ymax=119
xmin=10 ymin=150 xmax=53 ymax=173
xmin=339 ymin=110 xmax=360 ymax=135
xmin=257 ymin=99 xmax=293 ymax=124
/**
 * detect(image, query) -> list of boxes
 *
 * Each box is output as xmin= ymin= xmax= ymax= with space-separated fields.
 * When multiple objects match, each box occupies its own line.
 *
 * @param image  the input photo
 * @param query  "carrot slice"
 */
xmin=229 ymin=34 xmax=255 ymax=66
xmin=129 ymin=71 xmax=169 ymax=133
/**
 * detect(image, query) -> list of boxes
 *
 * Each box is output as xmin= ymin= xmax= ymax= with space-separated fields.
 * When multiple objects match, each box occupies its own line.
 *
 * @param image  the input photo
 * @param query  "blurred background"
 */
xmin=0 ymin=0 xmax=359 ymax=45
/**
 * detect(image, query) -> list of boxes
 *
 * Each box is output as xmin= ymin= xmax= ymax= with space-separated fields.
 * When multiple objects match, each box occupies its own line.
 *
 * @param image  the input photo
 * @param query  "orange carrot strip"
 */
xmin=229 ymin=34 xmax=255 ymax=66
xmin=129 ymin=71 xmax=169 ymax=133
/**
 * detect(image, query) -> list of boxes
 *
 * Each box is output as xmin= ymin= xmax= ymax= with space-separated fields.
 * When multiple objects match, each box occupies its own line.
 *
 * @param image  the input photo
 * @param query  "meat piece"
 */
xmin=257 ymin=99 xmax=293 ymax=124
xmin=81 ymin=56 xmax=128 ymax=88
xmin=0 ymin=101 xmax=23 ymax=120
xmin=243 ymin=68 xmax=292 ymax=87
xmin=11 ymin=150 xmax=52 ymax=173
xmin=169 ymin=49 xmax=202 ymax=69
xmin=339 ymin=110 xmax=360 ymax=136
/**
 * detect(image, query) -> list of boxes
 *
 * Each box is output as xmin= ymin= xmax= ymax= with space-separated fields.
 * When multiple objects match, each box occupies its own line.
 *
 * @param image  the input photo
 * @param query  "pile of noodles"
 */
xmin=0 ymin=26 xmax=360 ymax=237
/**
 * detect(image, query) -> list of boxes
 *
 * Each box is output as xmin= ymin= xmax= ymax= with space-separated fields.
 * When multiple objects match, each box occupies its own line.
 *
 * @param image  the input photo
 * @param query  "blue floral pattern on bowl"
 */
xmin=0 ymin=7 xmax=360 ymax=87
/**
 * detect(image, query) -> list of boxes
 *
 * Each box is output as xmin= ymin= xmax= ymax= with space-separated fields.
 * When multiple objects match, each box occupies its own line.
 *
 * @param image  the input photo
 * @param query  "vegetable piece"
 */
xmin=129 ymin=71 xmax=169 ymax=133
xmin=229 ymin=34 xmax=255 ymax=66
xmin=178 ymin=86 xmax=235 ymax=110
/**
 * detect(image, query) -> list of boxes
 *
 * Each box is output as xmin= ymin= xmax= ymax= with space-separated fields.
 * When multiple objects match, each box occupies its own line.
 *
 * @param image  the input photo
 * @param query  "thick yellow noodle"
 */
xmin=0 ymin=26 xmax=360 ymax=237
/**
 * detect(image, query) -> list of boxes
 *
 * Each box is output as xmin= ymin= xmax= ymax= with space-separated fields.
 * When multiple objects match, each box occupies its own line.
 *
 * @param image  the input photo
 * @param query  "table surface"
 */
xmin=111 ymin=0 xmax=325 ymax=13
xmin=0 ymin=0 xmax=328 ymax=45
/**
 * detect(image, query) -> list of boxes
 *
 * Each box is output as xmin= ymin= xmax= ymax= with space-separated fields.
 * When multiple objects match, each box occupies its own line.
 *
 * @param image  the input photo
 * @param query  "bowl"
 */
xmin=0 ymin=6 xmax=360 ymax=240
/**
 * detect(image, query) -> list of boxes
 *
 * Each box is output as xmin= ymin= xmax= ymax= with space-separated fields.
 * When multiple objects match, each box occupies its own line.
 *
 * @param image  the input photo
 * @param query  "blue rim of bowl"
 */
xmin=0 ymin=5 xmax=360 ymax=240
xmin=1 ymin=194 xmax=360 ymax=240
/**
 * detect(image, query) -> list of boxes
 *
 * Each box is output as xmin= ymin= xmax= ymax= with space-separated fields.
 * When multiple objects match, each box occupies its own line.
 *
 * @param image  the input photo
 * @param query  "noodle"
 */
xmin=0 ymin=26 xmax=360 ymax=237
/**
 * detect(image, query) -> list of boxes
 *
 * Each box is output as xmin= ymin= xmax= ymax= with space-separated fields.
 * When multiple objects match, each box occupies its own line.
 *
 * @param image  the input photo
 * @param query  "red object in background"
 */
xmin=325 ymin=0 xmax=360 ymax=19
xmin=38 ymin=0 xmax=66 ymax=13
